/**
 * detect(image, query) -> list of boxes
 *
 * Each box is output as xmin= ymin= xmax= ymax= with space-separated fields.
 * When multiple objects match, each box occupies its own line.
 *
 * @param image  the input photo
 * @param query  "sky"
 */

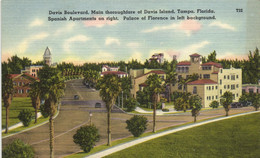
xmin=2 ymin=0 xmax=260 ymax=65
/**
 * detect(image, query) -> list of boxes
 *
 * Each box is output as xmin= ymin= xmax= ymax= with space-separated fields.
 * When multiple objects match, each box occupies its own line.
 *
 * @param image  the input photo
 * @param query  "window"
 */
xmin=224 ymin=75 xmax=226 ymax=79
xmin=231 ymin=85 xmax=235 ymax=90
xmin=236 ymin=84 xmax=239 ymax=88
xmin=231 ymin=75 xmax=235 ymax=80
xmin=249 ymin=88 xmax=254 ymax=93
xmin=216 ymin=86 xmax=218 ymax=89
xmin=178 ymin=75 xmax=182 ymax=81
xmin=220 ymin=79 xmax=222 ymax=85
xmin=203 ymin=74 xmax=210 ymax=79
xmin=22 ymin=82 xmax=25 ymax=85
xmin=193 ymin=86 xmax=197 ymax=94
xmin=233 ymin=94 xmax=235 ymax=100
xmin=216 ymin=95 xmax=218 ymax=99
xmin=212 ymin=86 xmax=214 ymax=90
xmin=18 ymin=89 xmax=23 ymax=94
xmin=236 ymin=93 xmax=238 ymax=97
xmin=224 ymin=85 xmax=226 ymax=89
xmin=227 ymin=85 xmax=230 ymax=89
xmin=212 ymin=96 xmax=214 ymax=100
xmin=32 ymin=69 xmax=35 ymax=72
xmin=220 ymin=89 xmax=222 ymax=95
xmin=227 ymin=75 xmax=230 ymax=79
xmin=209 ymin=96 xmax=211 ymax=100
xmin=26 ymin=89 xmax=30 ymax=93
xmin=209 ymin=86 xmax=211 ymax=90
xmin=236 ymin=75 xmax=239 ymax=79
xmin=220 ymin=69 xmax=223 ymax=73
xmin=13 ymin=82 xmax=17 ymax=86
xmin=19 ymin=82 xmax=22 ymax=86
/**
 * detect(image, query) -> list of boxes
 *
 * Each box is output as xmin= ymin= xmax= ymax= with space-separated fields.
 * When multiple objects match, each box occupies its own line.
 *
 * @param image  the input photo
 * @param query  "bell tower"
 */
xmin=43 ymin=47 xmax=52 ymax=66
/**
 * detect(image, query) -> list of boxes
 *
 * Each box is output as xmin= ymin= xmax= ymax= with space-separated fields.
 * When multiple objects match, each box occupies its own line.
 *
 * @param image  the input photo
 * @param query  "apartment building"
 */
xmin=149 ymin=53 xmax=164 ymax=64
xmin=129 ymin=68 xmax=166 ymax=98
xmin=173 ymin=53 xmax=242 ymax=107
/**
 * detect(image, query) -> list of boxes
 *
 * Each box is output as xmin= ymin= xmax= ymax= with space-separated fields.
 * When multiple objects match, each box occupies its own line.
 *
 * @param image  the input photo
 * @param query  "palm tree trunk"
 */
xmin=153 ymin=93 xmax=157 ymax=133
xmin=107 ymin=108 xmax=111 ymax=146
xmin=5 ymin=106 xmax=9 ymax=134
xmin=49 ymin=115 xmax=54 ymax=158
xmin=168 ymin=85 xmax=172 ymax=103
xmin=35 ymin=107 xmax=38 ymax=124
xmin=194 ymin=116 xmax=197 ymax=122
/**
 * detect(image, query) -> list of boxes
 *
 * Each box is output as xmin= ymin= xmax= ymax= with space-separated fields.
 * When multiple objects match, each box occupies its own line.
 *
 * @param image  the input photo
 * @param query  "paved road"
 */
xmin=2 ymin=79 xmax=105 ymax=158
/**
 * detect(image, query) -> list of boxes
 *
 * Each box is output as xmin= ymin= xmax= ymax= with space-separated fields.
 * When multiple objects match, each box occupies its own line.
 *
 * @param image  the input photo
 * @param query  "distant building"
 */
xmin=43 ymin=47 xmax=52 ymax=66
xmin=100 ymin=65 xmax=128 ymax=78
xmin=149 ymin=53 xmax=164 ymax=64
xmin=11 ymin=73 xmax=39 ymax=97
xmin=102 ymin=65 xmax=120 ymax=72
xmin=172 ymin=53 xmax=242 ymax=108
xmin=129 ymin=68 xmax=166 ymax=98
xmin=242 ymin=80 xmax=260 ymax=93
xmin=21 ymin=65 xmax=43 ymax=78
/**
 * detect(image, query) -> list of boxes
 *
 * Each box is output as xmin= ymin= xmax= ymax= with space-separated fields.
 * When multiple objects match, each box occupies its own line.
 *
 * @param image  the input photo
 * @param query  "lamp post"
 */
xmin=89 ymin=112 xmax=92 ymax=125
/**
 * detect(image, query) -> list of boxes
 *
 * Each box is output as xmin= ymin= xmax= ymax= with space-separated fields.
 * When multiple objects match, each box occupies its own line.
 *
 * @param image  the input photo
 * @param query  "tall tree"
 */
xmin=145 ymin=74 xmax=163 ymax=132
xmin=97 ymin=74 xmax=121 ymax=146
xmin=29 ymin=81 xmax=41 ymax=123
xmin=251 ymin=93 xmax=260 ymax=111
xmin=165 ymin=68 xmax=177 ymax=102
xmin=2 ymin=73 xmax=14 ymax=133
xmin=189 ymin=95 xmax=202 ymax=122
xmin=221 ymin=91 xmax=233 ymax=116
xmin=38 ymin=66 xmax=65 ymax=158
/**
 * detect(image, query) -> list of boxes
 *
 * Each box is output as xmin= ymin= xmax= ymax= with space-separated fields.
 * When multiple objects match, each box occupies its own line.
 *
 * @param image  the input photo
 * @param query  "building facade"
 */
xmin=173 ymin=53 xmax=242 ymax=108
xmin=43 ymin=47 xmax=52 ymax=66
xmin=149 ymin=53 xmax=164 ymax=64
xmin=130 ymin=68 xmax=166 ymax=98
xmin=11 ymin=73 xmax=39 ymax=97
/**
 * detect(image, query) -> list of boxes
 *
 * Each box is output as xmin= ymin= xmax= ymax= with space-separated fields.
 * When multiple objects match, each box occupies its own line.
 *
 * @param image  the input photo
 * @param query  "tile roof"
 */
xmin=212 ymin=71 xmax=219 ymax=74
xmin=139 ymin=83 xmax=147 ymax=87
xmin=201 ymin=62 xmax=223 ymax=68
xmin=101 ymin=71 xmax=127 ymax=75
xmin=187 ymin=79 xmax=217 ymax=85
xmin=177 ymin=61 xmax=191 ymax=66
xmin=135 ymin=70 xmax=166 ymax=79
xmin=10 ymin=73 xmax=39 ymax=80
xmin=189 ymin=53 xmax=201 ymax=57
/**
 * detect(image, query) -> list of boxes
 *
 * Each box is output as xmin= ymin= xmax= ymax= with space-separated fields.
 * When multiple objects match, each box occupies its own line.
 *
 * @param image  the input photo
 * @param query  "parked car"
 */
xmin=74 ymin=95 xmax=79 ymax=100
xmin=231 ymin=102 xmax=243 ymax=108
xmin=240 ymin=101 xmax=252 ymax=107
xmin=95 ymin=102 xmax=101 ymax=108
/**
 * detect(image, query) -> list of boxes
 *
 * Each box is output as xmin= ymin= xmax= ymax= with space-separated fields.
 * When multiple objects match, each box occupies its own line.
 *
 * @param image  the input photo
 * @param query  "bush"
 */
xmin=125 ymin=97 xmax=138 ymax=112
xmin=2 ymin=139 xmax=34 ymax=158
xmin=209 ymin=100 xmax=219 ymax=109
xmin=126 ymin=115 xmax=148 ymax=137
xmin=18 ymin=109 xmax=32 ymax=127
xmin=40 ymin=103 xmax=50 ymax=118
xmin=162 ymin=108 xmax=169 ymax=112
xmin=73 ymin=125 xmax=100 ymax=153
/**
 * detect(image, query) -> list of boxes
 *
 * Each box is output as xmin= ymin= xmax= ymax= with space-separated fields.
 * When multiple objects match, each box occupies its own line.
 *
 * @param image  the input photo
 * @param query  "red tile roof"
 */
xmin=201 ymin=62 xmax=223 ymax=68
xmin=139 ymin=83 xmax=147 ymax=87
xmin=135 ymin=70 xmax=166 ymax=79
xmin=10 ymin=74 xmax=20 ymax=78
xmin=189 ymin=53 xmax=201 ymax=57
xmin=10 ymin=73 xmax=39 ymax=81
xmin=187 ymin=79 xmax=217 ymax=85
xmin=101 ymin=71 xmax=127 ymax=75
xmin=177 ymin=61 xmax=191 ymax=66
xmin=212 ymin=71 xmax=219 ymax=74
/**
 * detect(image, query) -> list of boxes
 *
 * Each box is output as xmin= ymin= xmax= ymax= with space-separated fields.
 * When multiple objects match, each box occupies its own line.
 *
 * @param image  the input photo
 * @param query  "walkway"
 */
xmin=85 ymin=110 xmax=260 ymax=158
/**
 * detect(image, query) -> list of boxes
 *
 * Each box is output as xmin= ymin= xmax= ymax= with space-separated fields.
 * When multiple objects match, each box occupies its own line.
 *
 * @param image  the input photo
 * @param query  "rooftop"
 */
xmin=201 ymin=62 xmax=223 ymax=68
xmin=187 ymin=79 xmax=217 ymax=85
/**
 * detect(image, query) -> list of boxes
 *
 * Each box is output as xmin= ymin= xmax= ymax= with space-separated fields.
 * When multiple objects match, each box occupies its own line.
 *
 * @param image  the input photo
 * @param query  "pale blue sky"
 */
xmin=2 ymin=0 xmax=260 ymax=64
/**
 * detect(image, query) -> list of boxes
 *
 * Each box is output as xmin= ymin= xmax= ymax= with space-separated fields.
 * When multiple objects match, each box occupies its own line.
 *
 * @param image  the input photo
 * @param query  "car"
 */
xmin=95 ymin=102 xmax=101 ymax=108
xmin=74 ymin=95 xmax=79 ymax=100
xmin=231 ymin=102 xmax=243 ymax=108
xmin=240 ymin=101 xmax=252 ymax=107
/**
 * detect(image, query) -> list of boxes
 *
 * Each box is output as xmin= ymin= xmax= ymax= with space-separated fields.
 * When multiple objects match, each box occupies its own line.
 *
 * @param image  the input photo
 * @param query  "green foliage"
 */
xmin=209 ymin=100 xmax=219 ymax=109
xmin=2 ymin=139 xmax=34 ymax=158
xmin=251 ymin=93 xmax=260 ymax=111
xmin=73 ymin=125 xmax=100 ymax=153
xmin=40 ymin=103 xmax=50 ymax=118
xmin=18 ymin=109 xmax=32 ymax=127
xmin=221 ymin=91 xmax=233 ymax=116
xmin=173 ymin=92 xmax=191 ymax=112
xmin=189 ymin=95 xmax=202 ymax=122
xmin=125 ymin=97 xmax=138 ymax=112
xmin=126 ymin=115 xmax=148 ymax=137
xmin=83 ymin=69 xmax=100 ymax=88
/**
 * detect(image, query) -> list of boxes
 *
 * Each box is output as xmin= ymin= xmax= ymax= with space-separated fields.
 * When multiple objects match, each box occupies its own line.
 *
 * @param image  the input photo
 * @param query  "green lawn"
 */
xmin=2 ymin=97 xmax=34 ymax=128
xmin=106 ymin=113 xmax=260 ymax=158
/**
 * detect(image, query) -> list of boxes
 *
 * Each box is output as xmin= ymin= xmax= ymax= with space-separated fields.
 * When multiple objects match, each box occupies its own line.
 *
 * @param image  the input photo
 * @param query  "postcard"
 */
xmin=2 ymin=0 xmax=260 ymax=158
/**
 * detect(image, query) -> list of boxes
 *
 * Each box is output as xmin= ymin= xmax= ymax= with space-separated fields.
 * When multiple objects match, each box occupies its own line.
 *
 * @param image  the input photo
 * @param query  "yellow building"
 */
xmin=130 ymin=68 xmax=166 ymax=98
xmin=173 ymin=53 xmax=242 ymax=108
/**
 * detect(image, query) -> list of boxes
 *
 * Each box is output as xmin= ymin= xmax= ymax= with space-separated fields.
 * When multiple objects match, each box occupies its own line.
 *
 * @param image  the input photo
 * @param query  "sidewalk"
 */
xmin=85 ymin=110 xmax=260 ymax=158
xmin=135 ymin=107 xmax=177 ymax=115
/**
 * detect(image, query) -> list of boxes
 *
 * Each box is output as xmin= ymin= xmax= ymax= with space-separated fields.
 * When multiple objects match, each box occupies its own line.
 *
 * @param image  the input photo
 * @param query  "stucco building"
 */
xmin=173 ymin=53 xmax=242 ymax=108
xmin=129 ymin=68 xmax=166 ymax=98
xmin=100 ymin=65 xmax=128 ymax=78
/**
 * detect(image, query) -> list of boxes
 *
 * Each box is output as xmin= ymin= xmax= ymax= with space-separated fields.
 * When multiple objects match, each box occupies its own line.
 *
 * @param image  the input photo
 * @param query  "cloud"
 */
xmin=54 ymin=23 xmax=75 ymax=36
xmin=87 ymin=51 xmax=115 ymax=62
xmin=142 ymin=20 xmax=201 ymax=36
xmin=83 ymin=17 xmax=118 ymax=28
xmin=218 ymin=52 xmax=248 ymax=60
xmin=128 ymin=52 xmax=143 ymax=61
xmin=17 ymin=32 xmax=49 ymax=53
xmin=29 ymin=18 xmax=44 ymax=27
xmin=126 ymin=42 xmax=140 ymax=48
xmin=209 ymin=21 xmax=236 ymax=31
xmin=105 ymin=37 xmax=120 ymax=46
xmin=63 ymin=35 xmax=90 ymax=52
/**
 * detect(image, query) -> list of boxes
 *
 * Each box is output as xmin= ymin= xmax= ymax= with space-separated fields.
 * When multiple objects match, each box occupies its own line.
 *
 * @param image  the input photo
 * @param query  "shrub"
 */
xmin=2 ymin=139 xmax=34 ymax=158
xmin=125 ymin=97 xmax=138 ymax=112
xmin=162 ymin=108 xmax=169 ymax=112
xmin=18 ymin=109 xmax=32 ymax=127
xmin=40 ymin=103 xmax=50 ymax=118
xmin=73 ymin=125 xmax=100 ymax=153
xmin=126 ymin=115 xmax=148 ymax=137
xmin=209 ymin=100 xmax=219 ymax=109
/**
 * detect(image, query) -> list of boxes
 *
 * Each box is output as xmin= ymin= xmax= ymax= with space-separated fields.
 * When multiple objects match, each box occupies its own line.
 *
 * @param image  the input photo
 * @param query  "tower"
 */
xmin=43 ymin=47 xmax=52 ymax=66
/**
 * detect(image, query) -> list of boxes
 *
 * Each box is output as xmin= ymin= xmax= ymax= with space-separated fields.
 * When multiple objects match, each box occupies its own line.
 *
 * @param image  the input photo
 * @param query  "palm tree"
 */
xmin=145 ymin=74 xmax=163 ymax=133
xmin=189 ymin=95 xmax=202 ymax=122
xmin=29 ymin=81 xmax=41 ymax=123
xmin=98 ymin=74 xmax=121 ymax=146
xmin=2 ymin=73 xmax=14 ymax=133
xmin=38 ymin=66 xmax=65 ymax=158
xmin=166 ymin=71 xmax=176 ymax=102
xmin=221 ymin=91 xmax=233 ymax=116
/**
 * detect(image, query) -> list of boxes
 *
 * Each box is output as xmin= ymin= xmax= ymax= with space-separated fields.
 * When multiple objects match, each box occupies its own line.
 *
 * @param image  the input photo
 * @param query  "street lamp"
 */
xmin=89 ymin=112 xmax=93 ymax=125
